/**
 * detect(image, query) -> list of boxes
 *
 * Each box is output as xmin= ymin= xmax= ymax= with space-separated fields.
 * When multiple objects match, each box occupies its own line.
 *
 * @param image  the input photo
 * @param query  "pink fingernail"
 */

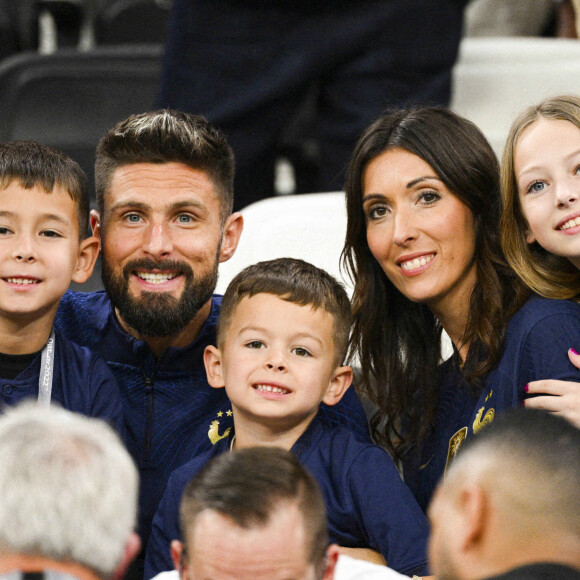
xmin=524 ymin=384 xmax=529 ymax=393
xmin=522 ymin=400 xmax=526 ymax=407
xmin=571 ymin=348 xmax=579 ymax=355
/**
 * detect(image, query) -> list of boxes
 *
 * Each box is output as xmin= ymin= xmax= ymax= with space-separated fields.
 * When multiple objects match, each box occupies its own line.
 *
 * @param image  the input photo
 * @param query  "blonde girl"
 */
xmin=501 ymin=94 xmax=580 ymax=427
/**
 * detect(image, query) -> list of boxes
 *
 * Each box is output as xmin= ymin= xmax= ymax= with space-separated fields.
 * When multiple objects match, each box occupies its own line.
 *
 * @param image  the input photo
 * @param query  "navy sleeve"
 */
xmin=88 ymin=353 xmax=124 ymax=434
xmin=347 ymin=446 xmax=430 ymax=576
xmin=144 ymin=471 xmax=183 ymax=580
xmin=54 ymin=333 xmax=124 ymax=433
xmin=511 ymin=302 xmax=580 ymax=399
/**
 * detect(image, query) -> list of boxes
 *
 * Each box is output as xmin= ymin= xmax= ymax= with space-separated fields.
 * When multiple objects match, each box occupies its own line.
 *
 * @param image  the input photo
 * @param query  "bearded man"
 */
xmin=55 ymin=110 xmax=369 ymax=569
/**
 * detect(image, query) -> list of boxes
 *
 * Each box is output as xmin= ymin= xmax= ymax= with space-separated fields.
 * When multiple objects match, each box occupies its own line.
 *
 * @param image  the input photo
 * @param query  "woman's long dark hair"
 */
xmin=342 ymin=108 xmax=529 ymax=461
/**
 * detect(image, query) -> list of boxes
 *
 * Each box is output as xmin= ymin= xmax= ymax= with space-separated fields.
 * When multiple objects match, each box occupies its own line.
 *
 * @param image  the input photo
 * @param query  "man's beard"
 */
xmin=101 ymin=255 xmax=218 ymax=338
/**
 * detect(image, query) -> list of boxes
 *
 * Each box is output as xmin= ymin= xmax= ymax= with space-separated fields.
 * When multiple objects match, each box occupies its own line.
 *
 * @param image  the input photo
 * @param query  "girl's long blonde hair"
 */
xmin=500 ymin=94 xmax=580 ymax=300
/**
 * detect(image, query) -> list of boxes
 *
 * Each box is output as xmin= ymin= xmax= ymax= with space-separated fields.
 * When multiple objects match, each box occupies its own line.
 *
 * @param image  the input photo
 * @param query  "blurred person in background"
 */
xmin=158 ymin=0 xmax=469 ymax=210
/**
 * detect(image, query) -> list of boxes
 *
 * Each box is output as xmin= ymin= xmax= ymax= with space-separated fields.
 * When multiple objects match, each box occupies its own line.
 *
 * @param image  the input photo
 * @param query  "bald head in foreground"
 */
xmin=0 ymin=404 xmax=139 ymax=580
xmin=428 ymin=408 xmax=580 ymax=580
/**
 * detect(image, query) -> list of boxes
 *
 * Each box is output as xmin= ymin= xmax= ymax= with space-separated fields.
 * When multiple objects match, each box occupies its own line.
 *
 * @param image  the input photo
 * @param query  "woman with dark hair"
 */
xmin=342 ymin=107 xmax=580 ymax=509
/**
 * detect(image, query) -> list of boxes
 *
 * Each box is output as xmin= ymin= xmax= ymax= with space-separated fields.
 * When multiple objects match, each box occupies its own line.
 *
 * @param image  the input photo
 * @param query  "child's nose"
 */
xmin=14 ymin=235 xmax=36 ymax=262
xmin=265 ymin=354 xmax=286 ymax=371
xmin=555 ymin=181 xmax=579 ymax=208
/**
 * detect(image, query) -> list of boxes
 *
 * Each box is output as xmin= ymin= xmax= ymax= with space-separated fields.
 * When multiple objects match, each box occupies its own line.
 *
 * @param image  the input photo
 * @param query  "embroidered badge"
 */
xmin=473 ymin=406 xmax=495 ymax=434
xmin=444 ymin=426 xmax=468 ymax=476
xmin=208 ymin=409 xmax=232 ymax=445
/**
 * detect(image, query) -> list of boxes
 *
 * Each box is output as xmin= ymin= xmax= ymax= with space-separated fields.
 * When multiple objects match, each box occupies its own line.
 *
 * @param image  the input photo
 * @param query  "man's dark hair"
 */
xmin=452 ymin=409 xmax=580 ymax=536
xmin=180 ymin=447 xmax=329 ymax=568
xmin=95 ymin=110 xmax=235 ymax=221
xmin=0 ymin=141 xmax=89 ymax=239
xmin=459 ymin=408 xmax=580 ymax=466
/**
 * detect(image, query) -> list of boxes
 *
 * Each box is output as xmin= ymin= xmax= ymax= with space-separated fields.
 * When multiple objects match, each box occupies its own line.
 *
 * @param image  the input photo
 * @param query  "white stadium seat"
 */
xmin=217 ymin=192 xmax=351 ymax=295
xmin=451 ymin=37 xmax=580 ymax=156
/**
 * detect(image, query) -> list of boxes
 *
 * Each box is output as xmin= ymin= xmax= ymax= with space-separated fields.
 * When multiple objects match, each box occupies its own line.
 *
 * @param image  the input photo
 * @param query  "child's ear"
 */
xmin=321 ymin=365 xmax=353 ymax=407
xmin=522 ymin=217 xmax=536 ymax=245
xmin=525 ymin=228 xmax=536 ymax=245
xmin=204 ymin=345 xmax=226 ymax=389
xmin=71 ymin=236 xmax=100 ymax=284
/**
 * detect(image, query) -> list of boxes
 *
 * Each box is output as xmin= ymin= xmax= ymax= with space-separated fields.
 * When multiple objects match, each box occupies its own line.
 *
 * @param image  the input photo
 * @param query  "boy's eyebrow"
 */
xmin=40 ymin=213 xmax=72 ymax=225
xmin=237 ymin=325 xmax=325 ymax=348
xmin=292 ymin=332 xmax=324 ymax=348
xmin=0 ymin=210 xmax=71 ymax=225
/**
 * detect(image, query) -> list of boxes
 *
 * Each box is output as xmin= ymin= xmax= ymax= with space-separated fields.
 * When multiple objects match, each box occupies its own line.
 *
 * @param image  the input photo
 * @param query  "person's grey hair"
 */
xmin=0 ymin=404 xmax=138 ymax=578
xmin=95 ymin=109 xmax=235 ymax=223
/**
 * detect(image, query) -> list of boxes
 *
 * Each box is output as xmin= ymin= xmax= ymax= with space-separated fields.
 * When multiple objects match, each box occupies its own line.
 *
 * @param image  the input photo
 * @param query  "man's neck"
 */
xmin=0 ymin=554 xmax=102 ymax=580
xmin=465 ymin=534 xmax=580 ymax=580
xmin=115 ymin=300 xmax=212 ymax=358
xmin=0 ymin=313 xmax=55 ymax=355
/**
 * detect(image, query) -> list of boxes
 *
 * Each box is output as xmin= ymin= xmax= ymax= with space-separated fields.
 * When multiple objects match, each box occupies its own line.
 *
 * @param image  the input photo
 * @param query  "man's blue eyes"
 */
xmin=125 ymin=214 xmax=193 ymax=223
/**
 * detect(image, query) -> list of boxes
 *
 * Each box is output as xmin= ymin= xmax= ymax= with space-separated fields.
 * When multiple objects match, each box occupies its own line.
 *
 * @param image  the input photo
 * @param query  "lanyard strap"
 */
xmin=37 ymin=330 xmax=55 ymax=408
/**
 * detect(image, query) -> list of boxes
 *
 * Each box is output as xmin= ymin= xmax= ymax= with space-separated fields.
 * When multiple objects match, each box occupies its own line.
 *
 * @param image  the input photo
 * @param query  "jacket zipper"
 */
xmin=143 ymin=375 xmax=154 ymax=462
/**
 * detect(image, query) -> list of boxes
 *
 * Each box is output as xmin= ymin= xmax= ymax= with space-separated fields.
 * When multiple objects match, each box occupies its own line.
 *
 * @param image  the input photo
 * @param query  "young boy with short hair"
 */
xmin=145 ymin=257 xmax=429 ymax=577
xmin=0 ymin=141 xmax=121 ymax=425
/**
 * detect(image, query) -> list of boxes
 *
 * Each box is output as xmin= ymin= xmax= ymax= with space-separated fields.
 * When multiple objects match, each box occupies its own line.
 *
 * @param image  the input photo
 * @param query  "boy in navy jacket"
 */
xmin=145 ymin=258 xmax=429 ymax=577
xmin=0 ymin=141 xmax=121 ymax=426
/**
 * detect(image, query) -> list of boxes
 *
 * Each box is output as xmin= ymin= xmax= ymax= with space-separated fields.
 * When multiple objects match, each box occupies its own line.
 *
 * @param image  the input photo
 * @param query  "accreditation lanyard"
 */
xmin=37 ymin=330 xmax=55 ymax=408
